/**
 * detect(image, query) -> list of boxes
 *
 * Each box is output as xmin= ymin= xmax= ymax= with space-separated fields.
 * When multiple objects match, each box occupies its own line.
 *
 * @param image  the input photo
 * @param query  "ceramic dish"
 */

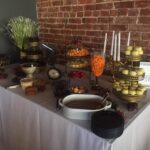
xmin=20 ymin=63 xmax=37 ymax=78
xmin=59 ymin=94 xmax=111 ymax=120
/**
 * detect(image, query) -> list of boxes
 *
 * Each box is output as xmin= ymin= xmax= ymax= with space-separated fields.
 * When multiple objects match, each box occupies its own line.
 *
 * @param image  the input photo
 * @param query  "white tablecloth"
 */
xmin=0 ymin=84 xmax=149 ymax=150
xmin=0 ymin=86 xmax=111 ymax=150
xmin=0 ymin=65 xmax=150 ymax=150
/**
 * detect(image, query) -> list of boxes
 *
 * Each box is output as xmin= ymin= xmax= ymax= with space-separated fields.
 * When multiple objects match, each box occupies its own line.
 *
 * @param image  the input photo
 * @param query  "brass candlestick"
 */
xmin=107 ymin=55 xmax=123 ymax=82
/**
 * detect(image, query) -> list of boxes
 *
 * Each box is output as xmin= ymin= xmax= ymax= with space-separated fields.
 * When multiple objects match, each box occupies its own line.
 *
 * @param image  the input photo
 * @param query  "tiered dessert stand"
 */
xmin=113 ymin=46 xmax=147 ymax=110
xmin=66 ymin=43 xmax=91 ymax=94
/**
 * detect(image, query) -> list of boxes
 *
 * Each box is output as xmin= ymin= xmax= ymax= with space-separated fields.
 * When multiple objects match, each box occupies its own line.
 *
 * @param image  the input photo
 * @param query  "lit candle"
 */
xmin=111 ymin=31 xmax=115 ymax=56
xmin=113 ymin=34 xmax=117 ymax=61
xmin=103 ymin=33 xmax=107 ymax=56
xmin=127 ymin=32 xmax=130 ymax=46
xmin=117 ymin=32 xmax=121 ymax=61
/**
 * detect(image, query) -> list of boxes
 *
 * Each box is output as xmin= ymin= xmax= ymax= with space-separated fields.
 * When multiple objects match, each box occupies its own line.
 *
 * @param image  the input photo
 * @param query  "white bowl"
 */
xmin=21 ymin=63 xmax=37 ymax=78
xmin=59 ymin=94 xmax=111 ymax=120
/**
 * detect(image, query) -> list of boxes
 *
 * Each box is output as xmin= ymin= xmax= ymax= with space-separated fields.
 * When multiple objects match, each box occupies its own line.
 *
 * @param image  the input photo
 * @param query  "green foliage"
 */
xmin=7 ymin=16 xmax=37 ymax=49
xmin=0 ymin=28 xmax=3 ymax=32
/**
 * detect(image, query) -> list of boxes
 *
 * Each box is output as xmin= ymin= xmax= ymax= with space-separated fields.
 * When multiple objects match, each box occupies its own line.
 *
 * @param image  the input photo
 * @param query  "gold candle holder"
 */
xmin=107 ymin=55 xmax=123 ymax=82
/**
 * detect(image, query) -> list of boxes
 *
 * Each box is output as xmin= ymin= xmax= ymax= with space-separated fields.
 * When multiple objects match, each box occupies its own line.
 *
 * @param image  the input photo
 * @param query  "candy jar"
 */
xmin=91 ymin=51 xmax=105 ymax=87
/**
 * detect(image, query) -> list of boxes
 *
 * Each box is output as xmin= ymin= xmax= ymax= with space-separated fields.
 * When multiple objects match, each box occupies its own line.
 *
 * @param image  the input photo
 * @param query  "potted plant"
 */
xmin=7 ymin=16 xmax=38 ymax=60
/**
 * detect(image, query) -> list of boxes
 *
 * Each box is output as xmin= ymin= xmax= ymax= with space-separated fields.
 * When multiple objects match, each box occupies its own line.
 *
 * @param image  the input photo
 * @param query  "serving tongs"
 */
xmin=95 ymin=92 xmax=111 ymax=109
xmin=102 ymin=92 xmax=110 ymax=104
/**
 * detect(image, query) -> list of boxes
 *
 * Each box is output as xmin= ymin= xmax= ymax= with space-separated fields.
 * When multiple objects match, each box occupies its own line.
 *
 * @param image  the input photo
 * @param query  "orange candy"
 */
xmin=91 ymin=55 xmax=105 ymax=77
xmin=67 ymin=48 xmax=89 ymax=56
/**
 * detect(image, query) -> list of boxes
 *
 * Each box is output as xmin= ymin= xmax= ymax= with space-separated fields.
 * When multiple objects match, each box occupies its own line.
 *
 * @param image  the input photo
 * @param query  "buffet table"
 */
xmin=0 ymin=66 xmax=150 ymax=150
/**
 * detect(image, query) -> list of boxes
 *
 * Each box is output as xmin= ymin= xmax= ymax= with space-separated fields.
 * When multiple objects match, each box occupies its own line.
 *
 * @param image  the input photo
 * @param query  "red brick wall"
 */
xmin=37 ymin=0 xmax=150 ymax=55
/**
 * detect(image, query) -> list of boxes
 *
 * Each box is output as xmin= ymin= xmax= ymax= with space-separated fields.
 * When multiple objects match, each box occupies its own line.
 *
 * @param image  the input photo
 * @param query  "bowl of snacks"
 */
xmin=20 ymin=63 xmax=37 ymax=78
xmin=67 ymin=59 xmax=89 ymax=69
xmin=67 ymin=47 xmax=89 ymax=57
xmin=71 ymin=85 xmax=87 ymax=94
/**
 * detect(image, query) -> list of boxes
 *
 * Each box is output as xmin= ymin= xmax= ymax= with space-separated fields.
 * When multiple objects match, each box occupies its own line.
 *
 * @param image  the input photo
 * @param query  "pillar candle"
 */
xmin=103 ymin=33 xmax=107 ymax=56
xmin=113 ymin=34 xmax=117 ymax=61
xmin=117 ymin=32 xmax=121 ymax=61
xmin=127 ymin=32 xmax=130 ymax=46
xmin=111 ymin=31 xmax=115 ymax=56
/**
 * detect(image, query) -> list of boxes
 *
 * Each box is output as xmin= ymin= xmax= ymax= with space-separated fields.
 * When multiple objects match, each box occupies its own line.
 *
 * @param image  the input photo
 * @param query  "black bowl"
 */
xmin=91 ymin=110 xmax=124 ymax=139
